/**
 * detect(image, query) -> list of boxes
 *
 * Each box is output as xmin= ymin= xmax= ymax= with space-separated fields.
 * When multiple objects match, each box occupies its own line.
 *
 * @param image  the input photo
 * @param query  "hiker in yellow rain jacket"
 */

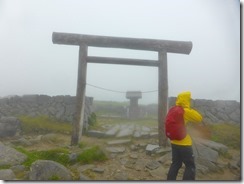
xmin=167 ymin=91 xmax=203 ymax=180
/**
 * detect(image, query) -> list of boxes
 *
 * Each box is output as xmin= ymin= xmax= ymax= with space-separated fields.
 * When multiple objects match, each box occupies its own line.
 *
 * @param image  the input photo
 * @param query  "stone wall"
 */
xmin=168 ymin=97 xmax=240 ymax=124
xmin=0 ymin=95 xmax=240 ymax=126
xmin=0 ymin=95 xmax=93 ymax=130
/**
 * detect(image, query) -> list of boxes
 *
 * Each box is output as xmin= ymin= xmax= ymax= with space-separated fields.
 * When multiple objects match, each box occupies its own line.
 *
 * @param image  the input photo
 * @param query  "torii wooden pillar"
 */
xmin=52 ymin=32 xmax=192 ymax=146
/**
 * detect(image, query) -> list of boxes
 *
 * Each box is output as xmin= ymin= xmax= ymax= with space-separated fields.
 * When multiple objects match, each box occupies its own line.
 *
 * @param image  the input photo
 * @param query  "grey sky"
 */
xmin=0 ymin=0 xmax=241 ymax=104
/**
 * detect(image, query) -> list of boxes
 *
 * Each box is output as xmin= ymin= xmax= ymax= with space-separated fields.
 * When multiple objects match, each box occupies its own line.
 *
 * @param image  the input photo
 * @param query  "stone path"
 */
xmin=87 ymin=123 xmax=158 ymax=139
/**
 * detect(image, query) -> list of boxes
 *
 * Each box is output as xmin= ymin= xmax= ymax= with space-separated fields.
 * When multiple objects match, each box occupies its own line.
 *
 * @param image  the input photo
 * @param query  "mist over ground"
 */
xmin=0 ymin=0 xmax=241 ymax=104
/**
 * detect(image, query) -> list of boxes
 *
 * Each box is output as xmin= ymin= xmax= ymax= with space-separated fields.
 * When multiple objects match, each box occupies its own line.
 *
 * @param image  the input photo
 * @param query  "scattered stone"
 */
xmin=133 ymin=131 xmax=141 ymax=138
xmin=119 ymin=158 xmax=128 ymax=165
xmin=107 ymin=139 xmax=131 ymax=145
xmin=130 ymin=144 xmax=139 ymax=151
xmin=138 ymin=143 xmax=147 ymax=148
xmin=86 ymin=130 xmax=105 ymax=138
xmin=0 ymin=169 xmax=16 ymax=180
xmin=124 ymin=159 xmax=136 ymax=169
xmin=79 ymin=173 xmax=91 ymax=180
xmin=129 ymin=153 xmax=138 ymax=159
xmin=145 ymin=160 xmax=161 ymax=170
xmin=145 ymin=144 xmax=160 ymax=155
xmin=113 ymin=171 xmax=128 ymax=180
xmin=29 ymin=160 xmax=72 ymax=180
xmin=148 ymin=166 xmax=168 ymax=180
xmin=157 ymin=152 xmax=172 ymax=164
xmin=77 ymin=164 xmax=95 ymax=172
xmin=134 ymin=160 xmax=145 ymax=171
xmin=68 ymin=153 xmax=77 ymax=163
xmin=155 ymin=146 xmax=171 ymax=155
xmin=92 ymin=167 xmax=105 ymax=174
xmin=106 ymin=147 xmax=126 ymax=153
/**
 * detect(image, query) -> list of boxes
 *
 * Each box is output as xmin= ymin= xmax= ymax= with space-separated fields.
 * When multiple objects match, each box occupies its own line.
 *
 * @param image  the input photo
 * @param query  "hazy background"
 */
xmin=0 ymin=0 xmax=240 ymax=104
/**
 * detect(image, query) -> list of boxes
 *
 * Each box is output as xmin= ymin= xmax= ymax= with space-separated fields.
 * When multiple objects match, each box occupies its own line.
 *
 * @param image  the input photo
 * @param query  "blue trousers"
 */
xmin=167 ymin=144 xmax=196 ymax=180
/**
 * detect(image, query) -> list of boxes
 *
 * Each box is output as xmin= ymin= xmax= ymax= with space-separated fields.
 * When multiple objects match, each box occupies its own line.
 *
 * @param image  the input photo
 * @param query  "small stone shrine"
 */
xmin=126 ymin=91 xmax=142 ymax=119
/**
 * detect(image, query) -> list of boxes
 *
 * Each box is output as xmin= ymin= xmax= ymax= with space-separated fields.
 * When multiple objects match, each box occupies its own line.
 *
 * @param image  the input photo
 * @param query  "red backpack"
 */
xmin=165 ymin=106 xmax=187 ymax=140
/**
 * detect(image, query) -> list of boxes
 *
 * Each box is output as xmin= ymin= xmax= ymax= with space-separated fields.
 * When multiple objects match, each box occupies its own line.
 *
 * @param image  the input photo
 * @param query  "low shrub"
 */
xmin=77 ymin=146 xmax=108 ymax=164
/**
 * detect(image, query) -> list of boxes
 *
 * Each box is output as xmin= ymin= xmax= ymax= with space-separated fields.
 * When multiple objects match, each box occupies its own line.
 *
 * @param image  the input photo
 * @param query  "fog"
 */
xmin=0 ymin=0 xmax=241 ymax=104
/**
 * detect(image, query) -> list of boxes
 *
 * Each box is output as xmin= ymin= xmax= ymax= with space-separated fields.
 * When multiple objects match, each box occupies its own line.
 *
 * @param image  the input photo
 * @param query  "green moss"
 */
xmin=18 ymin=115 xmax=72 ymax=135
xmin=49 ymin=175 xmax=61 ymax=180
xmin=15 ymin=147 xmax=70 ymax=167
xmin=77 ymin=146 xmax=107 ymax=164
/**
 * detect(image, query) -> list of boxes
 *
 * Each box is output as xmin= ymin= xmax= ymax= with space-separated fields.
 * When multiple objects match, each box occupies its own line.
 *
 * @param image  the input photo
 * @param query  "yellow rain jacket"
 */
xmin=170 ymin=91 xmax=203 ymax=146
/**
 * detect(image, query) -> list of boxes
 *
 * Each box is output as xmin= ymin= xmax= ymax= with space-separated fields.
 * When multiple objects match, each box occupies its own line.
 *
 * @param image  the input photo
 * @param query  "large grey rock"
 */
xmin=195 ymin=138 xmax=228 ymax=153
xmin=196 ymin=157 xmax=219 ymax=172
xmin=0 ymin=169 xmax=16 ymax=180
xmin=193 ymin=143 xmax=219 ymax=163
xmin=29 ymin=160 xmax=72 ymax=180
xmin=0 ymin=117 xmax=20 ymax=137
xmin=0 ymin=142 xmax=27 ymax=166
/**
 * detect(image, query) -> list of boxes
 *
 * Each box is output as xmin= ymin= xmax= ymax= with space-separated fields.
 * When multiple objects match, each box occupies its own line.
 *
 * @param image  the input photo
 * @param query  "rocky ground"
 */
xmin=0 ymin=122 xmax=241 ymax=181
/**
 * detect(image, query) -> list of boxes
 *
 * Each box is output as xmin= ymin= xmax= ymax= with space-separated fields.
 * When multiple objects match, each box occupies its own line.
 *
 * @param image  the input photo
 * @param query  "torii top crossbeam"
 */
xmin=52 ymin=32 xmax=192 ymax=54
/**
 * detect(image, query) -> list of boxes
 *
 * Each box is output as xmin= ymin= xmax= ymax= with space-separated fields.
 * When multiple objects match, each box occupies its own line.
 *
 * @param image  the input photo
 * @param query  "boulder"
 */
xmin=29 ymin=160 xmax=72 ymax=180
xmin=0 ymin=169 xmax=16 ymax=180
xmin=0 ymin=142 xmax=27 ymax=166
xmin=195 ymin=138 xmax=228 ymax=154
xmin=193 ymin=142 xmax=219 ymax=163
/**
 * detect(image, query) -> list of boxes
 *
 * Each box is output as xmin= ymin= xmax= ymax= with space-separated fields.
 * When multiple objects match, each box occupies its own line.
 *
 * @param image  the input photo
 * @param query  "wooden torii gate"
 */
xmin=52 ymin=32 xmax=192 ymax=146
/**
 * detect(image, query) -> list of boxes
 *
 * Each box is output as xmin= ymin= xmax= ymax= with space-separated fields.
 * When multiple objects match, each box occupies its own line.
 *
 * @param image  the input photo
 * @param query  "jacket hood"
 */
xmin=176 ymin=91 xmax=191 ymax=108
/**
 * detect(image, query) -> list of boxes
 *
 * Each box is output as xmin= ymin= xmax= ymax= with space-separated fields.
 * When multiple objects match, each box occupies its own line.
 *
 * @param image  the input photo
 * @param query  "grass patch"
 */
xmin=209 ymin=123 xmax=240 ymax=150
xmin=15 ymin=145 xmax=107 ymax=168
xmin=18 ymin=115 xmax=72 ymax=135
xmin=77 ymin=146 xmax=108 ymax=164
xmin=15 ymin=147 xmax=71 ymax=167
